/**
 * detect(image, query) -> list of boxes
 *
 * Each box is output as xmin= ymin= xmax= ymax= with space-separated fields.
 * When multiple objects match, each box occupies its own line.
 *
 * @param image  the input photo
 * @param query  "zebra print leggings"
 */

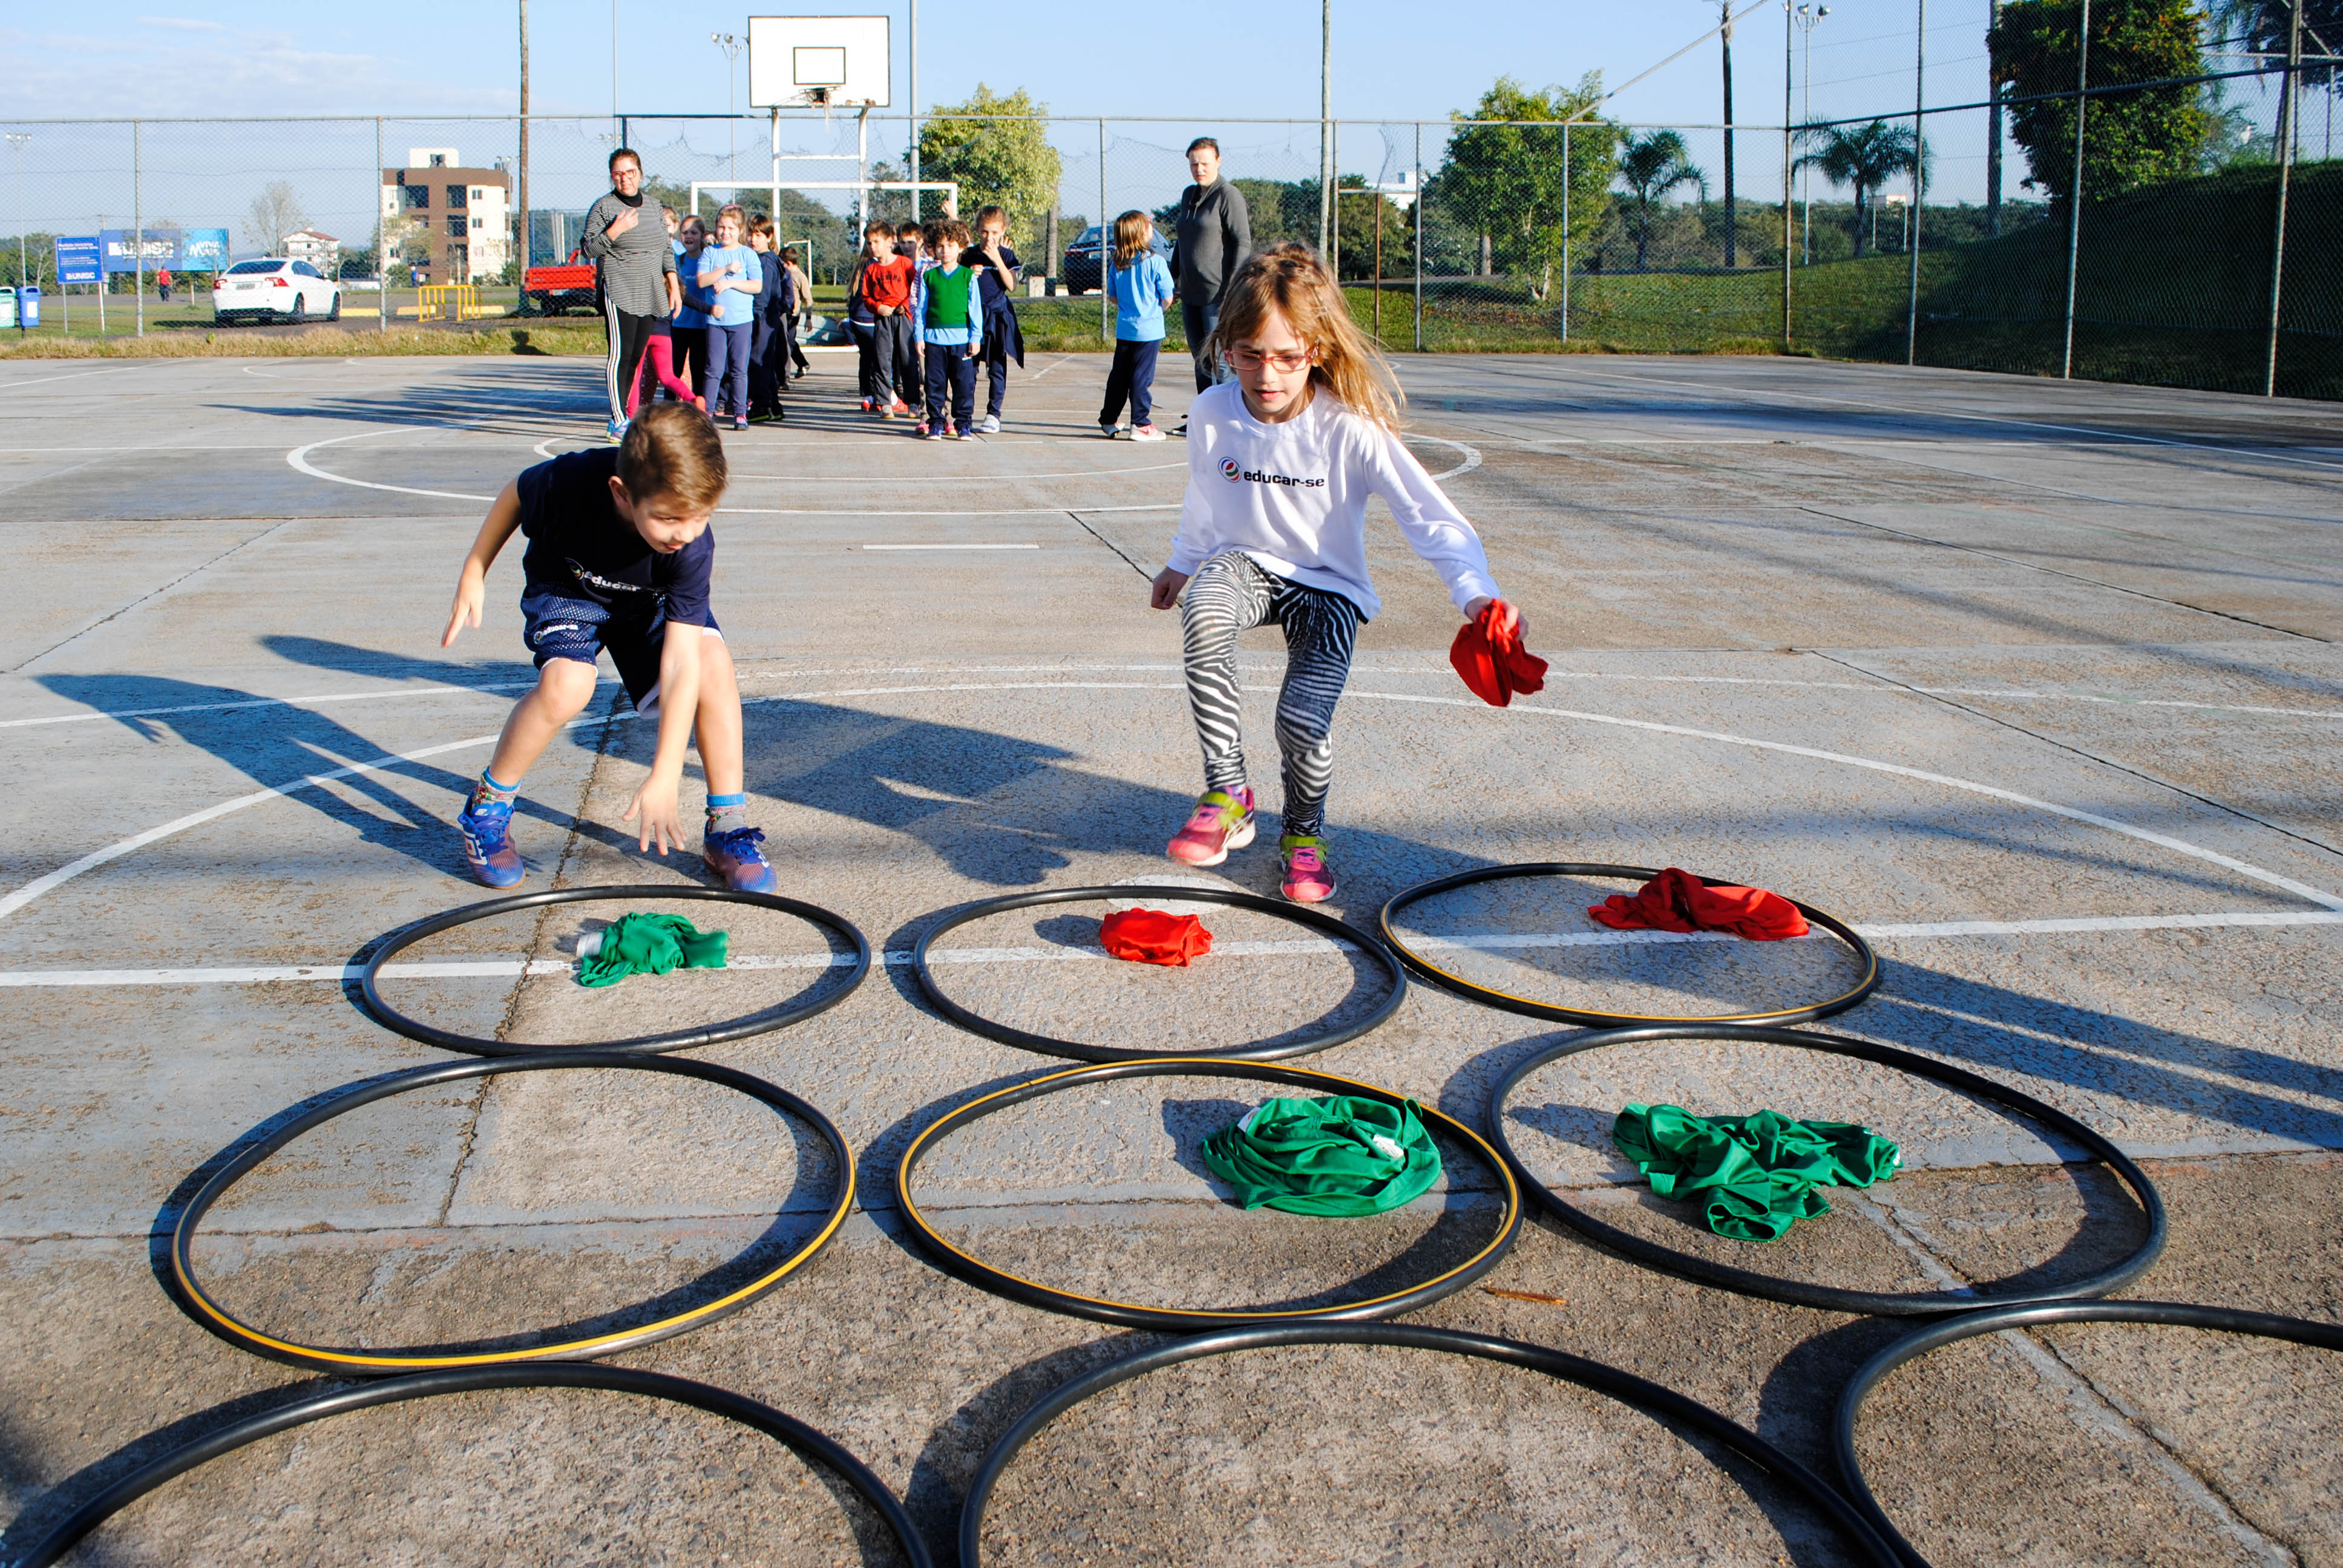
xmin=1179 ymin=552 xmax=1361 ymax=838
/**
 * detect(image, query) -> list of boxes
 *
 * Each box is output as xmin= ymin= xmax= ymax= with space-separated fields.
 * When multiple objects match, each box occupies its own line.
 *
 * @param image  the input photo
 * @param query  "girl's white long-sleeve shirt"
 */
xmin=1164 ymin=382 xmax=1499 ymax=620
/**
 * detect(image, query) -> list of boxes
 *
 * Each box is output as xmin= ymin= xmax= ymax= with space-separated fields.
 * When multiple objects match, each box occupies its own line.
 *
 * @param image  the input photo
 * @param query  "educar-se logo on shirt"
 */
xmin=1220 ymin=459 xmax=1325 ymax=488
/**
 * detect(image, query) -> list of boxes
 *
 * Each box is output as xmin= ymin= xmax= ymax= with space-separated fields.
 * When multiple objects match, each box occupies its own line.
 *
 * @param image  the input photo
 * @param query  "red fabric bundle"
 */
xmin=1099 ymin=909 xmax=1215 ymax=967
xmin=1588 ymin=868 xmax=1810 ymax=941
xmin=1450 ymin=599 xmax=1548 ymax=708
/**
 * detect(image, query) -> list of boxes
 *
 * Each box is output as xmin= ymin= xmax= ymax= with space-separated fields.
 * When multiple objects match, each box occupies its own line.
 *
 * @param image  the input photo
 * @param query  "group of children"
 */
xmin=846 ymin=207 xmax=1027 ymax=439
xmin=451 ymin=242 xmax=1513 ymax=909
xmin=632 ymin=205 xmax=814 ymax=433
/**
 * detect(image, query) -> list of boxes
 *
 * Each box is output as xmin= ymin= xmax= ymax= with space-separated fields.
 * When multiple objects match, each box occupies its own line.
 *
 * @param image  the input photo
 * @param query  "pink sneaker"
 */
xmin=1279 ymin=835 xmax=1336 ymax=903
xmin=1165 ymin=787 xmax=1255 ymax=867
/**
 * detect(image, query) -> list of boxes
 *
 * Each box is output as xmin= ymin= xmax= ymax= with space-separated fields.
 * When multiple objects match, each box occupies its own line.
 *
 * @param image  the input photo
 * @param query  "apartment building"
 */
xmin=380 ymin=148 xmax=513 ymax=283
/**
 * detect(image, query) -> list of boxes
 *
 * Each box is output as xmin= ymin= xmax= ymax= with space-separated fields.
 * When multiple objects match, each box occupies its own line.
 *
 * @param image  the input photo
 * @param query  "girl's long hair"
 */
xmin=1112 ymin=209 xmax=1153 ymax=270
xmin=1209 ymin=242 xmax=1401 ymax=428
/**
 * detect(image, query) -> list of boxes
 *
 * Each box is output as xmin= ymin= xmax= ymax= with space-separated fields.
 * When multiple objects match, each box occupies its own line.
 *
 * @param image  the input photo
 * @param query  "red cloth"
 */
xmin=1588 ymin=868 xmax=1810 ymax=941
xmin=1450 ymin=599 xmax=1548 ymax=708
xmin=1099 ymin=909 xmax=1214 ymax=967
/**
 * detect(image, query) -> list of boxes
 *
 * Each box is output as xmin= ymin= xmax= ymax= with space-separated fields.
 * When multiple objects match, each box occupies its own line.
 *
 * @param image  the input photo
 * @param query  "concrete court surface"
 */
xmin=0 ymin=345 xmax=2339 ymax=1566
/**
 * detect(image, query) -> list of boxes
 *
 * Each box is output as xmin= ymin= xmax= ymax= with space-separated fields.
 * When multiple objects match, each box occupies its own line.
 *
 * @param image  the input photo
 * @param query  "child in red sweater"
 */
xmin=860 ymin=239 xmax=917 ymax=419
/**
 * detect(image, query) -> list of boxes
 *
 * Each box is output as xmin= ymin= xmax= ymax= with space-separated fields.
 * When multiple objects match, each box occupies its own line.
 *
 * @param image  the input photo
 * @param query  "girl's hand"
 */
xmin=1150 ymin=567 xmax=1190 ymax=610
xmin=1463 ymin=596 xmax=1525 ymax=639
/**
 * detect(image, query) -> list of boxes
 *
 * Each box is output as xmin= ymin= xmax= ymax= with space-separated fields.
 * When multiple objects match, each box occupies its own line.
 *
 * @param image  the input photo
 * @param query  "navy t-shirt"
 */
xmin=959 ymin=244 xmax=1021 ymax=316
xmin=517 ymin=448 xmax=715 ymax=627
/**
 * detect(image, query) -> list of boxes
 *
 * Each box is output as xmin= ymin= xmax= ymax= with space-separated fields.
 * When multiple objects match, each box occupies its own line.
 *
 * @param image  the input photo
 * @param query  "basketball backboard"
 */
xmin=748 ymin=16 xmax=890 ymax=108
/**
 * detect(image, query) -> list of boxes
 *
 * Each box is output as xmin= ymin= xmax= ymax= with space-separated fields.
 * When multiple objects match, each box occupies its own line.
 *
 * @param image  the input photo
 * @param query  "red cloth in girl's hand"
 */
xmin=1099 ymin=909 xmax=1215 ymax=966
xmin=1588 ymin=868 xmax=1810 ymax=941
xmin=1450 ymin=599 xmax=1548 ymax=707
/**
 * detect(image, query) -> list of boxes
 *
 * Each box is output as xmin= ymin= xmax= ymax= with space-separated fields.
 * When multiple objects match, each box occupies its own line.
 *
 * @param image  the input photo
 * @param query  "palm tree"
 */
xmin=1795 ymin=120 xmax=1924 ymax=259
xmin=1616 ymin=130 xmax=1707 ymax=272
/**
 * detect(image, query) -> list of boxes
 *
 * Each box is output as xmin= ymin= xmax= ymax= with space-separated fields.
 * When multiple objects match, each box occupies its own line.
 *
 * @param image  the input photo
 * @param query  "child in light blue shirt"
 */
xmin=1100 ymin=211 xmax=1175 ymax=440
xmin=695 ymin=206 xmax=762 ymax=428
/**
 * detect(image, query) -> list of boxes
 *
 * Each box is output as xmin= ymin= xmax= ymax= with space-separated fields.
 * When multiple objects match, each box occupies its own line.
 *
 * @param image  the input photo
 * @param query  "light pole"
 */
xmin=1793 ymin=4 xmax=1828 ymax=264
xmin=712 ymin=33 xmax=743 ymax=183
xmin=1320 ymin=0 xmax=1333 ymax=254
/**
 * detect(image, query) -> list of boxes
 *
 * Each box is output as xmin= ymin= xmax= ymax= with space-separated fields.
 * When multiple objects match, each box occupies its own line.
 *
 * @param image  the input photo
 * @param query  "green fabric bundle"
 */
xmin=574 ymin=913 xmax=730 ymax=988
xmin=1610 ymin=1103 xmax=1901 ymax=1243
xmin=1201 ymin=1096 xmax=1443 ymax=1217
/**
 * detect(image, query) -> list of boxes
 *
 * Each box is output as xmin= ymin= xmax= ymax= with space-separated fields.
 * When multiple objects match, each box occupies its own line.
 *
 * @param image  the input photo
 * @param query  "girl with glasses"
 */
xmin=1150 ymin=243 xmax=1518 ymax=903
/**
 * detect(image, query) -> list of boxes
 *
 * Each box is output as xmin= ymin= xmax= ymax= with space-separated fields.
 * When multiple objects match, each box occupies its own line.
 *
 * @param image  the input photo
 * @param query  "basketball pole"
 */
xmin=909 ymin=0 xmax=920 ymax=223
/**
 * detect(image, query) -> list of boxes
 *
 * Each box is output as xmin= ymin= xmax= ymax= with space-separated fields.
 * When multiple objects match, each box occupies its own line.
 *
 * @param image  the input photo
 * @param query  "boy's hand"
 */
xmin=442 ymin=568 xmax=485 ymax=647
xmin=621 ymin=775 xmax=687 ymax=855
xmin=1150 ymin=567 xmax=1190 ymax=610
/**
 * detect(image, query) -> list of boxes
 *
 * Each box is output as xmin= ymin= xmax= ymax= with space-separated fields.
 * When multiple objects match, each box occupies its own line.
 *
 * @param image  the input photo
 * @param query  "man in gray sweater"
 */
xmin=1171 ymin=138 xmax=1253 ymax=409
xmin=582 ymin=148 xmax=679 ymax=439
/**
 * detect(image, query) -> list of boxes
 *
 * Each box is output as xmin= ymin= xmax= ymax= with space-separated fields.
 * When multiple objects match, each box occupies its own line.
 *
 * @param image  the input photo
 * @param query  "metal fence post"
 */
xmin=1906 ymin=0 xmax=1924 ymax=366
xmin=1098 ymin=118 xmax=1109 ymax=347
xmin=377 ymin=117 xmax=388 ymax=333
xmin=2264 ymin=0 xmax=2301 ymax=397
xmin=1561 ymin=122 xmax=1571 ymax=341
xmin=1412 ymin=120 xmax=1424 ymax=352
xmin=134 ymin=119 xmax=143 ymax=337
xmin=2062 ymin=0 xmax=2089 ymax=379
xmin=1783 ymin=0 xmax=1794 ymax=346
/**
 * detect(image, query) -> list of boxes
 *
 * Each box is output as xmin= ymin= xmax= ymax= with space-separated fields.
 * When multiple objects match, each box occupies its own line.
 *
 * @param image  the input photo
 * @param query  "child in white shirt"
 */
xmin=1150 ymin=242 xmax=1518 ymax=903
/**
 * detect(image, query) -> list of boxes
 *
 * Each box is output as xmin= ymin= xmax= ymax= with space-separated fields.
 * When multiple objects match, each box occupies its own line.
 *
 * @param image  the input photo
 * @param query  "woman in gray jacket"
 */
xmin=582 ymin=148 xmax=679 ymax=439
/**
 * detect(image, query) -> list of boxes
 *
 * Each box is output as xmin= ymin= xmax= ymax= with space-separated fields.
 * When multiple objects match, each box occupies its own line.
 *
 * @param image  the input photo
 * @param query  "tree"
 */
xmin=1616 ymin=129 xmax=1707 ymax=271
xmin=1430 ymin=74 xmax=1621 ymax=296
xmin=914 ymin=85 xmax=1064 ymax=250
xmin=1794 ymin=121 xmax=1921 ymax=258
xmin=1988 ymin=0 xmax=2212 ymax=205
xmin=2210 ymin=0 xmax=2343 ymax=137
xmin=242 ymin=180 xmax=309 ymax=253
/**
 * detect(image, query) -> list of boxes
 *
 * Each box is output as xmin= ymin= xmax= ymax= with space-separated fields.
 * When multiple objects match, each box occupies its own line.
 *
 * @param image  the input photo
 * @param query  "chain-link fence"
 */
xmin=2 ymin=24 xmax=2334 ymax=398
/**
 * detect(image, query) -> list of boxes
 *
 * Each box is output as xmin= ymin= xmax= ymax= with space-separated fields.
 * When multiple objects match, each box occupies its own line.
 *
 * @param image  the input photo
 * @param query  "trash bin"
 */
xmin=18 ymin=286 xmax=38 ymax=330
xmin=0 ymin=287 xmax=15 ymax=330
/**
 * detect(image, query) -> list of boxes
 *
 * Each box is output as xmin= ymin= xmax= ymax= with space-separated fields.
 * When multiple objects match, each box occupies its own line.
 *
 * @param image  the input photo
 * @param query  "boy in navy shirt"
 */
xmin=440 ymin=402 xmax=774 ymax=892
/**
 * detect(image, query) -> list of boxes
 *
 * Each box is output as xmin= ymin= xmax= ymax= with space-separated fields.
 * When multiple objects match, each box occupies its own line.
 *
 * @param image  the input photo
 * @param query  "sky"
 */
xmin=1 ymin=2 xmax=2295 ymax=249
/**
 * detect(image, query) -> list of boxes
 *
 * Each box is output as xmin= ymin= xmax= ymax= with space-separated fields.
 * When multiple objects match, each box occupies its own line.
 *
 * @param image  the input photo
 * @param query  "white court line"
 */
xmin=863 ymin=543 xmax=1040 ymax=551
xmin=287 ymin=429 xmax=494 ymax=502
xmin=729 ymin=463 xmax=1185 ymax=481
xmin=1024 ymin=355 xmax=1077 ymax=380
xmin=5 ymin=910 xmax=2339 ymax=989
xmin=0 ymin=364 xmax=161 ymax=393
xmin=0 ymin=681 xmax=554 ymax=731
xmin=7 ymin=678 xmax=2337 ymax=927
xmin=719 ymin=503 xmax=1182 ymax=515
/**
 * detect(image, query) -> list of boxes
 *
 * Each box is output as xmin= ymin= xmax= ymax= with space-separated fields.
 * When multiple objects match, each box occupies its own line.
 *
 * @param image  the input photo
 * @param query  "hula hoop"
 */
xmin=8 ymin=1364 xmax=933 ymax=1568
xmin=1486 ymin=1024 xmax=2167 ymax=1316
xmin=894 ymin=1057 xmax=1521 ymax=1331
xmin=958 ymin=1322 xmax=1899 ymax=1567
xmin=170 ymin=1052 xmax=854 ymax=1373
xmin=910 ymin=885 xmax=1405 ymax=1063
xmin=358 ymin=884 xmax=870 ymax=1056
xmin=1833 ymin=1300 xmax=2343 ymax=1568
xmin=1379 ymin=862 xmax=1878 ymax=1028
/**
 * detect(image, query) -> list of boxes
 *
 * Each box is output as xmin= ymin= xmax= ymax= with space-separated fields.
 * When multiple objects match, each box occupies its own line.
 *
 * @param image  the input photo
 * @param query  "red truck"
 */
xmin=523 ymin=251 xmax=598 ymax=315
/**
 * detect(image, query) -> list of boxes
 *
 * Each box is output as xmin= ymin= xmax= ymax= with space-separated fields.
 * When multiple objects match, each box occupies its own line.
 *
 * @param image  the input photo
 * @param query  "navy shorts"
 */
xmin=519 ymin=585 xmax=722 ymax=720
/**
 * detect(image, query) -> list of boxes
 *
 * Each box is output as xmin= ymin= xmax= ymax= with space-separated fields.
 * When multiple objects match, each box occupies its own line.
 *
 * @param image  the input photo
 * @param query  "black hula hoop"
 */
xmin=1486 ymin=1024 xmax=2167 ymax=1317
xmin=1380 ymin=862 xmax=1879 ymax=1028
xmin=1833 ymin=1300 xmax=2343 ymax=1568
xmin=958 ymin=1322 xmax=1900 ymax=1568
xmin=8 ymin=1364 xmax=934 ymax=1568
xmin=171 ymin=1052 xmax=854 ymax=1374
xmin=894 ymin=1057 xmax=1522 ymax=1331
xmin=359 ymin=884 xmax=871 ymax=1056
xmin=910 ymin=885 xmax=1405 ymax=1063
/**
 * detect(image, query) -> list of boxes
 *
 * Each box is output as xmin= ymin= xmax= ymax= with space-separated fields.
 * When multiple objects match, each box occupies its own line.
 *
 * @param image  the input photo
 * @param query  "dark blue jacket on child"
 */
xmin=959 ymin=243 xmax=1025 ymax=367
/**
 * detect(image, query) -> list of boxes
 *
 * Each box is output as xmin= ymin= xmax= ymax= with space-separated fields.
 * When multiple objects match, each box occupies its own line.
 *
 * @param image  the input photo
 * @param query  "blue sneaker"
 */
xmin=456 ymin=798 xmax=524 ymax=888
xmin=704 ymin=825 xmax=776 ymax=893
xmin=606 ymin=416 xmax=629 ymax=443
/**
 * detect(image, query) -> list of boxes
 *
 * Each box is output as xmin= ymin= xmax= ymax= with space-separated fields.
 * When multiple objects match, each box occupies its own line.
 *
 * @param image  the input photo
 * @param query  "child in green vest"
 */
xmin=913 ymin=218 xmax=985 ymax=440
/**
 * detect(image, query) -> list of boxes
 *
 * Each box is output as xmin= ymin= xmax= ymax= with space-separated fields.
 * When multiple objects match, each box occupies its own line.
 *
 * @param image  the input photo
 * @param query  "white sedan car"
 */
xmin=212 ymin=258 xmax=341 ymax=325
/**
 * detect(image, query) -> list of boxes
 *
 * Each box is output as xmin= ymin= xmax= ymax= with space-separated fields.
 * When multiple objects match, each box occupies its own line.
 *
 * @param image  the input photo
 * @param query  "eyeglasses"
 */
xmin=1225 ymin=346 xmax=1312 ymax=372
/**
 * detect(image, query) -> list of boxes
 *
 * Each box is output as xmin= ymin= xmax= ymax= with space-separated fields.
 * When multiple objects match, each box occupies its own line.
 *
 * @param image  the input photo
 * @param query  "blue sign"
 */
xmin=182 ymin=228 xmax=229 ymax=269
xmin=55 ymin=237 xmax=100 ymax=286
xmin=100 ymin=229 xmax=182 ymax=273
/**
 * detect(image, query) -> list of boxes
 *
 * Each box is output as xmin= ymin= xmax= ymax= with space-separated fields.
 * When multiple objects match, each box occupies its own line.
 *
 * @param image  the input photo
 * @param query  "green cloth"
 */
xmin=1201 ymin=1096 xmax=1443 ymax=1217
xmin=574 ymin=913 xmax=729 ymax=988
xmin=1610 ymin=1103 xmax=1901 ymax=1243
